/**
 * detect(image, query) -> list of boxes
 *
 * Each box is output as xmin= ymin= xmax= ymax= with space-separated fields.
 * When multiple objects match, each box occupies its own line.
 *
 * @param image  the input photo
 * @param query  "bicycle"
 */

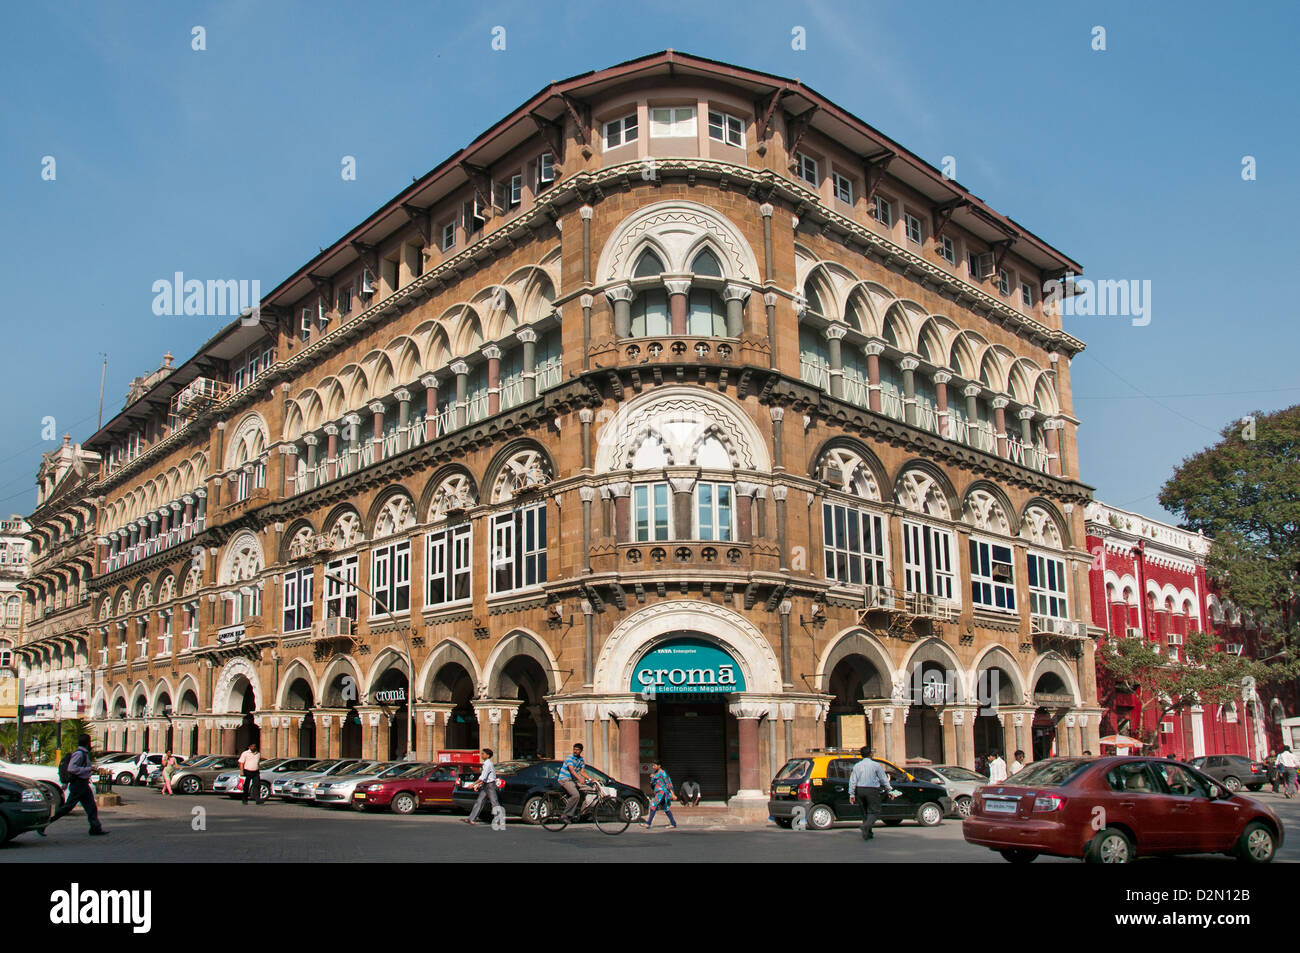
xmin=540 ymin=781 xmax=630 ymax=834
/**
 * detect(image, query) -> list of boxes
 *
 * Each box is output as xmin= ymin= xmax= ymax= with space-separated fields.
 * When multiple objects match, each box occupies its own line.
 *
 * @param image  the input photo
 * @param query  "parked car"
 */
xmin=768 ymin=754 xmax=952 ymax=830
xmin=0 ymin=758 xmax=69 ymax=810
xmin=91 ymin=751 xmax=133 ymax=769
xmin=0 ymin=773 xmax=52 ymax=844
xmin=107 ymin=753 xmax=182 ymax=786
xmin=963 ymin=756 xmax=1283 ymax=863
xmin=164 ymin=756 xmax=241 ymax=794
xmin=313 ymin=762 xmax=411 ymax=806
xmin=450 ymin=760 xmax=649 ymax=824
xmin=1185 ymin=754 xmax=1269 ymax=793
xmin=354 ymin=762 xmax=480 ymax=814
xmin=269 ymin=759 xmax=353 ymax=799
xmin=906 ymin=764 xmax=989 ymax=817
xmin=214 ymin=758 xmax=321 ymax=800
xmin=281 ymin=760 xmax=374 ymax=801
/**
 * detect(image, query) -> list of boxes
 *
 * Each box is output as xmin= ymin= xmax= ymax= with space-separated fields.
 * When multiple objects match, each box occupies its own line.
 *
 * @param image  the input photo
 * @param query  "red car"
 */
xmin=351 ymin=762 xmax=479 ymax=814
xmin=963 ymin=756 xmax=1283 ymax=864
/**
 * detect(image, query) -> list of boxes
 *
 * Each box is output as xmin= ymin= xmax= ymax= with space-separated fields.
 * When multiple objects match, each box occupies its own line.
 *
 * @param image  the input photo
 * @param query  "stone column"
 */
xmin=606 ymin=284 xmax=634 ymax=339
xmin=579 ymin=486 xmax=597 ymax=573
xmin=578 ymin=409 xmax=594 ymax=472
xmin=769 ymin=406 xmax=785 ymax=471
xmin=1018 ymin=407 xmax=1035 ymax=448
xmin=580 ymin=205 xmax=593 ymax=283
xmin=825 ymin=323 xmax=847 ymax=399
xmin=394 ymin=388 xmax=411 ymax=452
xmin=933 ymin=370 xmax=952 ymax=438
xmin=772 ymin=485 xmax=789 ymax=570
xmin=324 ymin=424 xmax=339 ymax=481
xmin=419 ymin=703 xmax=454 ymax=759
xmin=581 ymin=601 xmax=595 ymax=688
xmin=763 ymin=292 xmax=778 ymax=368
xmin=482 ymin=345 xmax=502 ymax=415
xmin=1007 ymin=708 xmax=1034 ymax=762
xmin=900 ymin=356 xmax=919 ymax=427
xmin=451 ymin=360 xmax=470 ymax=429
xmin=300 ymin=436 xmax=317 ymax=490
xmin=781 ymin=703 xmax=796 ymax=762
xmin=759 ymin=202 xmax=774 ymax=283
xmin=722 ymin=284 xmax=749 ymax=338
xmin=951 ymin=705 xmax=977 ymax=770
xmin=992 ymin=396 xmax=1009 ymax=458
xmin=669 ymin=477 xmax=695 ymax=541
xmin=864 ymin=339 xmax=885 ymax=413
xmin=610 ymin=482 xmax=631 ymax=541
xmin=1044 ymin=419 xmax=1062 ymax=477
xmin=280 ymin=445 xmax=297 ymax=496
xmin=964 ymin=384 xmax=981 ymax=438
xmin=580 ymin=293 xmax=593 ymax=369
xmin=369 ymin=401 xmax=386 ymax=461
xmin=663 ymin=277 xmax=691 ymax=335
xmin=421 ymin=374 xmax=439 ymax=442
xmin=729 ymin=700 xmax=769 ymax=801
xmin=609 ymin=700 xmax=648 ymax=793
xmin=516 ymin=328 xmax=538 ymax=400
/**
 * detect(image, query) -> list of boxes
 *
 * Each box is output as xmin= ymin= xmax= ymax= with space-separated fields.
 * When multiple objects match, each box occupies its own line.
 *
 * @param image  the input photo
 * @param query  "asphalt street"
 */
xmin=7 ymin=787 xmax=1300 ymax=863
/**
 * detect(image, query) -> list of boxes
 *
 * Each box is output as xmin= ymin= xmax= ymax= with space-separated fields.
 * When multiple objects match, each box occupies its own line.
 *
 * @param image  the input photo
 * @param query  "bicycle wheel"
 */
xmin=540 ymin=793 xmax=570 ymax=831
xmin=594 ymin=797 xmax=629 ymax=834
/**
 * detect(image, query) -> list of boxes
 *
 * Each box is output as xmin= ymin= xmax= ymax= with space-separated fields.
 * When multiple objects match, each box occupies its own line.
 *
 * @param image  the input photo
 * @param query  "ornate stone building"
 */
xmin=81 ymin=51 xmax=1099 ymax=809
xmin=1 ymin=514 xmax=30 ymax=670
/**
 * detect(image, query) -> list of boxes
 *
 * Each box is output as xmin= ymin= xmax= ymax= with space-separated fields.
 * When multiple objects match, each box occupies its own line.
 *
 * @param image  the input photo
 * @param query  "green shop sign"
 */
xmin=631 ymin=638 xmax=746 ymax=694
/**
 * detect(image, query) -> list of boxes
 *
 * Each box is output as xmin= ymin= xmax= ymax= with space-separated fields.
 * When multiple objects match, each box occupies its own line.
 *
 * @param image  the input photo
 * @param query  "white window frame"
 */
xmin=939 ymin=235 xmax=956 ymax=264
xmin=633 ymin=482 xmax=672 ymax=542
xmin=282 ymin=566 xmax=314 ymax=633
xmin=822 ymin=502 xmax=887 ymax=587
xmin=325 ymin=554 xmax=359 ymax=621
xmin=537 ymin=152 xmax=555 ymax=188
xmin=1021 ymin=281 xmax=1035 ymax=307
xmin=969 ymin=537 xmax=1017 ymax=613
xmin=796 ymin=152 xmax=819 ymax=187
xmin=603 ymin=113 xmax=639 ymax=149
xmin=158 ymin=612 xmax=172 ymax=656
xmin=905 ymin=212 xmax=923 ymax=245
xmin=871 ymin=194 xmax=894 ymax=227
xmin=442 ymin=221 xmax=456 ymax=251
xmin=832 ymin=171 xmax=853 ymax=204
xmin=649 ymin=106 xmax=697 ymax=138
xmin=490 ymin=504 xmax=547 ymax=595
xmin=695 ymin=482 xmax=734 ymax=542
xmin=707 ymin=110 xmax=744 ymax=147
xmin=1027 ymin=551 xmax=1069 ymax=619
xmin=370 ymin=539 xmax=411 ymax=617
xmin=902 ymin=520 xmax=956 ymax=603
xmin=997 ymin=268 xmax=1011 ymax=296
xmin=426 ymin=523 xmax=472 ymax=608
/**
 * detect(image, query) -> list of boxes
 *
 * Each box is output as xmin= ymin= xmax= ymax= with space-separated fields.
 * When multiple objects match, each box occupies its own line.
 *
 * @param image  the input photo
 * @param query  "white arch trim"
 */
xmin=417 ymin=637 xmax=484 ymax=696
xmin=814 ymin=626 xmax=898 ymax=693
xmin=1029 ymin=653 xmax=1082 ymax=707
xmin=276 ymin=659 xmax=321 ymax=710
xmin=483 ymin=627 xmax=562 ymax=698
xmin=596 ymin=199 xmax=760 ymax=283
xmin=211 ymin=656 xmax=262 ymax=715
xmin=592 ymin=600 xmax=782 ymax=695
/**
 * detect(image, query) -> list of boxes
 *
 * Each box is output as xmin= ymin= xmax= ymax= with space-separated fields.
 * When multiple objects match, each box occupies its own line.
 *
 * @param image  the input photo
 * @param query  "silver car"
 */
xmin=280 ymin=759 xmax=371 ymax=801
xmin=212 ymin=758 xmax=324 ymax=799
xmin=313 ymin=762 xmax=418 ymax=806
xmin=268 ymin=759 xmax=350 ymax=799
xmin=906 ymin=764 xmax=989 ymax=817
xmin=295 ymin=761 xmax=388 ymax=803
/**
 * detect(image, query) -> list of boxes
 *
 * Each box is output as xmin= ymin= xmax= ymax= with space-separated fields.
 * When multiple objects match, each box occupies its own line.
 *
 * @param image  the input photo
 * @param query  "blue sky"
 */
xmin=1 ymin=1 xmax=1296 ymax=524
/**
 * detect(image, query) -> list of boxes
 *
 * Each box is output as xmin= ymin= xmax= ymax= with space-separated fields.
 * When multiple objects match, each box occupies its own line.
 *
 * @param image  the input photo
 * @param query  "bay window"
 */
xmin=1027 ymin=552 xmax=1069 ymax=619
xmin=282 ymin=566 xmax=314 ymax=633
xmin=902 ymin=521 xmax=956 ymax=601
xmin=491 ymin=504 xmax=547 ymax=595
xmin=969 ymin=538 xmax=1016 ymax=612
xmin=324 ymin=554 xmax=359 ymax=620
xmin=371 ymin=540 xmax=411 ymax=616
xmin=427 ymin=523 xmax=472 ymax=607
xmin=823 ymin=502 xmax=887 ymax=587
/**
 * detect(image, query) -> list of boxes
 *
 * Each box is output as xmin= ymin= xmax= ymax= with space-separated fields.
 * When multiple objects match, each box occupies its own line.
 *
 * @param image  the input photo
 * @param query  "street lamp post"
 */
xmin=322 ymin=571 xmax=417 ymax=761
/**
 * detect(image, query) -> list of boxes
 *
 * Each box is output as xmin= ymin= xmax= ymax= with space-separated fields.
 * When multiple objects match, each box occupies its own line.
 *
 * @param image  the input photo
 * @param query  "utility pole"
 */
xmin=96 ymin=354 xmax=107 ymax=431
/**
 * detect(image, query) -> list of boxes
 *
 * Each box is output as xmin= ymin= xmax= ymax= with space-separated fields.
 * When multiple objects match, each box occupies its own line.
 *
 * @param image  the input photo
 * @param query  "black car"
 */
xmin=1185 ymin=754 xmax=1270 ymax=793
xmin=450 ymin=760 xmax=650 ymax=824
xmin=768 ymin=754 xmax=953 ymax=830
xmin=0 ymin=772 xmax=52 ymax=844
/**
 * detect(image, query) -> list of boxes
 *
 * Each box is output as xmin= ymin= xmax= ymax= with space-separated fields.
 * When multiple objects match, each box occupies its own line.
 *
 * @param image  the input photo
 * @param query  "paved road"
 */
xmin=9 ymin=788 xmax=1299 ymax=863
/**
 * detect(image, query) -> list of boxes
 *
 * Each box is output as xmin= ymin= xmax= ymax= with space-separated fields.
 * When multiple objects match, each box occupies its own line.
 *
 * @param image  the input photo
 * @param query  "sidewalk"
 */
xmin=646 ymin=802 xmax=771 ymax=829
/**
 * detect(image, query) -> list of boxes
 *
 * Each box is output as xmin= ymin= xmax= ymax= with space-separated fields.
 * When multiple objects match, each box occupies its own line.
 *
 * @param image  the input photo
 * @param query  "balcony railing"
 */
xmin=800 ymin=359 xmax=830 ymax=391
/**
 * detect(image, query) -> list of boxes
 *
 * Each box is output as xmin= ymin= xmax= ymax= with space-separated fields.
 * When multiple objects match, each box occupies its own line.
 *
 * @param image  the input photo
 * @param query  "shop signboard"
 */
xmin=631 ymin=637 xmax=746 ymax=694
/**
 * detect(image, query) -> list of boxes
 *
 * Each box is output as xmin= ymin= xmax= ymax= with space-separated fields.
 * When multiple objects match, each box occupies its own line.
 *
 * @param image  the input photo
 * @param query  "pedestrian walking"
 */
xmin=46 ymin=734 xmax=108 ymax=836
xmin=1268 ymin=748 xmax=1281 ymax=792
xmin=987 ymin=751 xmax=1008 ymax=784
xmin=239 ymin=742 xmax=262 ymax=805
xmin=463 ymin=748 xmax=499 ymax=825
xmin=643 ymin=760 xmax=677 ymax=829
xmin=134 ymin=750 xmax=150 ymax=786
xmin=1277 ymin=746 xmax=1298 ymax=797
xmin=847 ymin=746 xmax=895 ymax=842
xmin=160 ymin=750 xmax=177 ymax=796
xmin=1010 ymin=750 xmax=1026 ymax=775
xmin=679 ymin=778 xmax=701 ymax=807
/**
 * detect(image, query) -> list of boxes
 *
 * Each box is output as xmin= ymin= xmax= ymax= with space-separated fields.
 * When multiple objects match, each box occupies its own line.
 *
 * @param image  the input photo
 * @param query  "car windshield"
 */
xmin=390 ymin=763 xmax=434 ymax=779
xmin=374 ymin=764 xmax=414 ymax=778
xmin=334 ymin=762 xmax=383 ymax=777
xmin=775 ymin=759 xmax=812 ymax=781
xmin=322 ymin=761 xmax=362 ymax=775
xmin=937 ymin=767 xmax=986 ymax=782
xmin=1003 ymin=759 xmax=1091 ymax=787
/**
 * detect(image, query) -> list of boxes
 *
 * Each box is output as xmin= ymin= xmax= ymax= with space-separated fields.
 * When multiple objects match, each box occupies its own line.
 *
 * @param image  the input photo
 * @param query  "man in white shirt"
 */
xmin=238 ymin=743 xmax=262 ymax=805
xmin=987 ymin=751 xmax=1008 ymax=784
xmin=464 ymin=748 xmax=499 ymax=825
xmin=1010 ymin=750 xmax=1026 ymax=775
xmin=1277 ymin=746 xmax=1298 ymax=793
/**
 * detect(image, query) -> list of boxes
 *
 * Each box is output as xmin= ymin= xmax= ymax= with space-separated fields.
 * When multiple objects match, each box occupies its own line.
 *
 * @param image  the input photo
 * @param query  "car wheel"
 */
xmin=1223 ymin=776 xmax=1242 ymax=793
xmin=522 ymin=795 xmax=549 ymax=825
xmin=39 ymin=783 xmax=64 ymax=812
xmin=916 ymin=802 xmax=943 ymax=827
xmin=259 ymin=782 xmax=271 ymax=801
xmin=621 ymin=798 xmax=644 ymax=823
xmin=883 ymin=818 xmax=904 ymax=826
xmin=806 ymin=804 xmax=836 ymax=831
xmin=116 ymin=772 xmax=135 ymax=787
xmin=1000 ymin=849 xmax=1038 ymax=864
xmin=1236 ymin=822 xmax=1276 ymax=863
xmin=1087 ymin=828 xmax=1134 ymax=864
xmin=774 ymin=817 xmax=793 ymax=829
xmin=955 ymin=796 xmax=973 ymax=818
xmin=391 ymin=792 xmax=418 ymax=816
xmin=179 ymin=776 xmax=201 ymax=795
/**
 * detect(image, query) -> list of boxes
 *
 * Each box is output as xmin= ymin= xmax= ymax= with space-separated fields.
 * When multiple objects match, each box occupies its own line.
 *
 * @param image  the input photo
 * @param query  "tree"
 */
xmin=0 ymin=718 xmax=88 ymax=765
xmin=1159 ymin=405 xmax=1300 ymax=679
xmin=1099 ymin=631 xmax=1267 ymax=746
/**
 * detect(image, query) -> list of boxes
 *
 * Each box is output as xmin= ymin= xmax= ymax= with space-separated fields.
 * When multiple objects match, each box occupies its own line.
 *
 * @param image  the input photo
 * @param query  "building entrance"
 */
xmin=655 ymin=698 xmax=729 ymax=800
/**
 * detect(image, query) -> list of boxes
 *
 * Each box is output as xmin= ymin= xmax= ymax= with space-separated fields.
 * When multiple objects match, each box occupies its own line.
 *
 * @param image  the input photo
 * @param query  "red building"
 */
xmin=1084 ymin=501 xmax=1290 ymax=760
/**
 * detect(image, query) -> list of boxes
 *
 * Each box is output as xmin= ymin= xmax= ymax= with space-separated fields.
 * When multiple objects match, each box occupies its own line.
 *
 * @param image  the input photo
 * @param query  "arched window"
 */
xmin=880 ymin=357 xmax=904 ymax=420
xmin=799 ymin=326 xmax=830 ymax=389
xmin=690 ymin=248 xmax=723 ymax=277
xmin=633 ymin=250 xmax=664 ymax=278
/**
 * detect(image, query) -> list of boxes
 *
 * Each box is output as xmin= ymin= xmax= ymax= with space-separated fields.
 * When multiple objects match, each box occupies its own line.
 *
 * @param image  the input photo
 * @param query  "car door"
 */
xmin=1101 ymin=761 xmax=1166 ymax=850
xmin=1147 ymin=760 xmax=1221 ymax=853
xmin=418 ymin=766 xmax=456 ymax=806
xmin=825 ymin=759 xmax=858 ymax=819
xmin=876 ymin=761 xmax=913 ymax=818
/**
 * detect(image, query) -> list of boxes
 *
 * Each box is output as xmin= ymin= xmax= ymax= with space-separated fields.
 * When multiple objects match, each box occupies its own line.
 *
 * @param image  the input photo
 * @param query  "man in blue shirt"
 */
xmin=557 ymin=743 xmax=590 ymax=820
xmin=847 ymin=746 xmax=893 ymax=841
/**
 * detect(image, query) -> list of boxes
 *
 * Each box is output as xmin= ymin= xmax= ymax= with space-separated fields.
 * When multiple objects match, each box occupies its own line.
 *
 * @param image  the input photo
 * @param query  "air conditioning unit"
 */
xmin=312 ymin=616 xmax=352 ymax=640
xmin=865 ymin=585 xmax=896 ymax=610
xmin=1125 ymin=627 xmax=1142 ymax=639
xmin=1225 ymin=644 xmax=1244 ymax=656
xmin=1167 ymin=633 xmax=1183 ymax=646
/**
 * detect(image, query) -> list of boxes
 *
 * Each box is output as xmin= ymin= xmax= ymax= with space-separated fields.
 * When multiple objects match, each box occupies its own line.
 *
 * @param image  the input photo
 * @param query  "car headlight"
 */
xmin=22 ymin=788 xmax=45 ymax=803
xmin=365 ymin=784 xmax=384 ymax=792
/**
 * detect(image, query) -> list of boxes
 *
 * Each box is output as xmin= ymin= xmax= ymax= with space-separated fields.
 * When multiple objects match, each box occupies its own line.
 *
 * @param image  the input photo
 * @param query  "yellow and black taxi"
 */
xmin=768 ymin=752 xmax=952 ymax=830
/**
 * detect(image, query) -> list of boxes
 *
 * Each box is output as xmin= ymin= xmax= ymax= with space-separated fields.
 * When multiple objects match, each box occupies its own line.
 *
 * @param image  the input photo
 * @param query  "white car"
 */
xmin=0 ymin=758 xmax=73 ymax=809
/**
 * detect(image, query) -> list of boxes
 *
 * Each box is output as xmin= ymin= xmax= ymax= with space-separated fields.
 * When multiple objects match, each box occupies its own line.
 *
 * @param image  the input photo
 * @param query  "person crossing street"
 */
xmin=46 ymin=734 xmax=108 ymax=836
xmin=847 ymin=747 xmax=894 ymax=842
xmin=464 ymin=748 xmax=500 ymax=825
xmin=643 ymin=760 xmax=677 ymax=829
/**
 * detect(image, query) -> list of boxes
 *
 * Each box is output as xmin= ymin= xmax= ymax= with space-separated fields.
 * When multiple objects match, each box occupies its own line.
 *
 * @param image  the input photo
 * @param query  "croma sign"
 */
xmin=374 ymin=688 xmax=406 ymax=704
xmin=631 ymin=638 xmax=746 ymax=693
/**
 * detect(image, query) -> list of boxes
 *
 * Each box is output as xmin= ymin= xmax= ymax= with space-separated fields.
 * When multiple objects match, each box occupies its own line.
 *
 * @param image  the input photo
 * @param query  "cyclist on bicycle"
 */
xmin=558 ymin=743 xmax=592 ymax=820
